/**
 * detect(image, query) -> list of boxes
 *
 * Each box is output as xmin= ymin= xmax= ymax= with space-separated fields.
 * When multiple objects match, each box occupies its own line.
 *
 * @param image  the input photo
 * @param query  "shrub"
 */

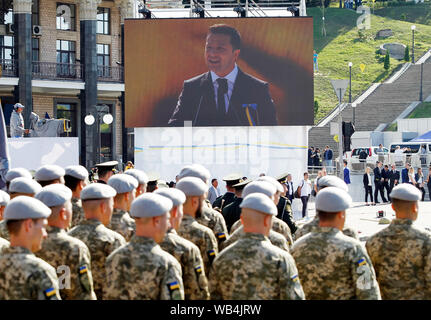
xmin=384 ymin=50 xmax=390 ymax=70
xmin=404 ymin=45 xmax=410 ymax=62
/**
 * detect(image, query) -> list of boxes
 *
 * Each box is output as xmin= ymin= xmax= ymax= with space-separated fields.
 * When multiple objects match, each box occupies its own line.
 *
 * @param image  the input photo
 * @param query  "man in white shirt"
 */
xmin=286 ymin=174 xmax=294 ymax=202
xmin=299 ymin=172 xmax=312 ymax=219
xmin=207 ymin=178 xmax=221 ymax=206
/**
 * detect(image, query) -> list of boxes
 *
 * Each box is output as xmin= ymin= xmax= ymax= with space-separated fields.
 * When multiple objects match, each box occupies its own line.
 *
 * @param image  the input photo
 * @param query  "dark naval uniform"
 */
xmin=222 ymin=197 xmax=243 ymax=233
xmin=277 ymin=196 xmax=298 ymax=235
xmin=212 ymin=192 xmax=236 ymax=211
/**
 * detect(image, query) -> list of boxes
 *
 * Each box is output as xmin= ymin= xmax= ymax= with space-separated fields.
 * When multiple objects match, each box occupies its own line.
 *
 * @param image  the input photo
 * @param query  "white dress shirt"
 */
xmin=211 ymin=64 xmax=239 ymax=113
xmin=300 ymin=179 xmax=312 ymax=197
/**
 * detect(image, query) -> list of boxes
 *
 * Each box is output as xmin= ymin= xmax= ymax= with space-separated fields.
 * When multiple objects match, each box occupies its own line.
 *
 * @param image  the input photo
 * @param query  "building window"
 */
xmin=97 ymin=104 xmax=113 ymax=161
xmin=97 ymin=7 xmax=110 ymax=35
xmin=0 ymin=36 xmax=14 ymax=61
xmin=56 ymin=3 xmax=76 ymax=31
xmin=56 ymin=103 xmax=77 ymax=137
xmin=32 ymin=0 xmax=40 ymax=26
xmin=32 ymin=38 xmax=39 ymax=62
xmin=97 ymin=43 xmax=110 ymax=78
xmin=56 ymin=40 xmax=76 ymax=77
xmin=3 ymin=9 xmax=13 ymax=25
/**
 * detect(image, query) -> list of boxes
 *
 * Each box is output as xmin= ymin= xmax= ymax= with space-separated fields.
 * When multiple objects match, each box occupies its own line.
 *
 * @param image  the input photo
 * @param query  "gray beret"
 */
xmin=5 ymin=168 xmax=32 ymax=182
xmin=35 ymin=184 xmax=72 ymax=208
xmin=242 ymin=181 xmax=276 ymax=199
xmin=65 ymin=165 xmax=88 ymax=181
xmin=35 ymin=164 xmax=65 ymax=181
xmin=154 ymin=188 xmax=186 ymax=207
xmin=108 ymin=174 xmax=138 ymax=194
xmin=176 ymin=176 xmax=208 ymax=196
xmin=157 ymin=180 xmax=169 ymax=189
xmin=178 ymin=164 xmax=211 ymax=183
xmin=81 ymin=183 xmax=117 ymax=201
xmin=124 ymin=169 xmax=149 ymax=185
xmin=240 ymin=193 xmax=278 ymax=216
xmin=256 ymin=176 xmax=284 ymax=193
xmin=318 ymin=175 xmax=348 ymax=192
xmin=130 ymin=193 xmax=173 ymax=218
xmin=9 ymin=177 xmax=42 ymax=194
xmin=0 ymin=190 xmax=10 ymax=206
xmin=390 ymin=183 xmax=422 ymax=201
xmin=315 ymin=187 xmax=352 ymax=212
xmin=4 ymin=196 xmax=51 ymax=221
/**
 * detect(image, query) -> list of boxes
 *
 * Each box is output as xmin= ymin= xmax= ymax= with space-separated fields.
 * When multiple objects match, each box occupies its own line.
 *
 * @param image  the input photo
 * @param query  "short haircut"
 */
xmin=38 ymin=179 xmax=58 ymax=187
xmin=343 ymin=160 xmax=347 ymax=165
xmin=392 ymin=198 xmax=416 ymax=211
xmin=64 ymin=174 xmax=81 ymax=191
xmin=7 ymin=218 xmax=39 ymax=235
xmin=384 ymin=165 xmax=388 ymax=168
xmin=211 ymin=178 xmax=217 ymax=183
xmin=304 ymin=172 xmax=309 ymax=176
xmin=208 ymin=24 xmax=241 ymax=50
xmin=317 ymin=210 xmax=337 ymax=222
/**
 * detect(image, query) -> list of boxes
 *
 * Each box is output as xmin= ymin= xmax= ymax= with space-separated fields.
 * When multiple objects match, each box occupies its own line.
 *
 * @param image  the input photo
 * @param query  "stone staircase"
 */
xmin=309 ymin=57 xmax=431 ymax=157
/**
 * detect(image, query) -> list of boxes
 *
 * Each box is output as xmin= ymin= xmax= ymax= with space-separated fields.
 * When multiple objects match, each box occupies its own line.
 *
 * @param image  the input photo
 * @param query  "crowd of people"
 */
xmin=308 ymin=145 xmax=334 ymax=171
xmin=0 ymin=161 xmax=430 ymax=300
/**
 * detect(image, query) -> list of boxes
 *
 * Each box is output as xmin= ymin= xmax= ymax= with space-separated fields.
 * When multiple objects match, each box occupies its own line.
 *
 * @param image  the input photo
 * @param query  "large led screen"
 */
xmin=125 ymin=17 xmax=314 ymax=127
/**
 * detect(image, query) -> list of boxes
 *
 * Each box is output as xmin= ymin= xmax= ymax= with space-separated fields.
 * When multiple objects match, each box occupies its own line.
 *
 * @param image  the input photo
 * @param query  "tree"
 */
xmin=384 ymin=50 xmax=390 ymax=70
xmin=314 ymin=100 xmax=319 ymax=115
xmin=404 ymin=45 xmax=410 ymax=62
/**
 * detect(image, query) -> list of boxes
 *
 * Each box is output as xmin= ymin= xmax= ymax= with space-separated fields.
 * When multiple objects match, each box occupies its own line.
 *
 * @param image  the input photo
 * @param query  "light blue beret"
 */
xmin=80 ymin=183 xmax=117 ymax=200
xmin=5 ymin=168 xmax=32 ymax=182
xmin=178 ymin=164 xmax=211 ymax=183
xmin=154 ymin=188 xmax=186 ymax=207
xmin=65 ymin=165 xmax=88 ymax=181
xmin=242 ymin=181 xmax=276 ymax=198
xmin=240 ymin=193 xmax=278 ymax=216
xmin=0 ymin=190 xmax=10 ymax=206
xmin=108 ymin=174 xmax=138 ymax=194
xmin=35 ymin=184 xmax=72 ymax=207
xmin=256 ymin=176 xmax=284 ymax=193
xmin=176 ymin=176 xmax=208 ymax=196
xmin=124 ymin=169 xmax=149 ymax=185
xmin=35 ymin=164 xmax=65 ymax=181
xmin=130 ymin=193 xmax=173 ymax=218
xmin=315 ymin=187 xmax=352 ymax=212
xmin=9 ymin=177 xmax=42 ymax=194
xmin=4 ymin=196 xmax=51 ymax=220
xmin=390 ymin=183 xmax=421 ymax=201
xmin=318 ymin=175 xmax=348 ymax=192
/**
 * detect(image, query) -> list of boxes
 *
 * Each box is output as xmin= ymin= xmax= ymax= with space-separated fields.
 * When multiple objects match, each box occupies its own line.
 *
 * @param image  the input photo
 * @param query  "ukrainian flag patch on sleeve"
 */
xmin=168 ymin=281 xmax=180 ymax=291
xmin=217 ymin=233 xmax=226 ymax=240
xmin=79 ymin=265 xmax=88 ymax=274
xmin=44 ymin=287 xmax=56 ymax=298
xmin=208 ymin=249 xmax=216 ymax=256
xmin=357 ymin=258 xmax=367 ymax=266
xmin=291 ymin=274 xmax=299 ymax=282
xmin=194 ymin=265 xmax=202 ymax=274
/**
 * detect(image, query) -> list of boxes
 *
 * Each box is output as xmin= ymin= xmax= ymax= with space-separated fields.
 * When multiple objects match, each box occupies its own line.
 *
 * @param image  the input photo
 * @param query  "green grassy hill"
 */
xmin=311 ymin=4 xmax=431 ymax=124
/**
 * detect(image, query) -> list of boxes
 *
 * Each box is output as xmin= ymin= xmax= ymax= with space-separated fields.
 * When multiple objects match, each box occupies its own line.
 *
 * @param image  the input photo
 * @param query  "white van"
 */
xmin=389 ymin=142 xmax=431 ymax=167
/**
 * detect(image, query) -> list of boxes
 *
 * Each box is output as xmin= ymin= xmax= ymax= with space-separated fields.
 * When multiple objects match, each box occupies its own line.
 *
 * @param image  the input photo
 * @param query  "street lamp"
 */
xmin=84 ymin=105 xmax=113 ymax=164
xmin=411 ymin=25 xmax=416 ymax=64
xmin=420 ymin=62 xmax=424 ymax=101
xmin=348 ymin=62 xmax=353 ymax=104
xmin=352 ymin=102 xmax=357 ymax=126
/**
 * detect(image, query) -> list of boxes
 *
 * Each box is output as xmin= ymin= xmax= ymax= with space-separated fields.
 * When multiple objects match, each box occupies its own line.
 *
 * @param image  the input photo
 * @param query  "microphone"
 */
xmin=193 ymin=95 xmax=204 ymax=126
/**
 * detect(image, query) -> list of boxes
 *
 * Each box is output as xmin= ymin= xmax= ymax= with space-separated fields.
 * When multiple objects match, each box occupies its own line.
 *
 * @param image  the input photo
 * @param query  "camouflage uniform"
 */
xmin=0 ymin=237 xmax=9 ymax=252
xmin=0 ymin=220 xmax=10 ymax=241
xmin=209 ymin=232 xmax=305 ymax=300
xmin=0 ymin=246 xmax=61 ymax=300
xmin=230 ymin=216 xmax=293 ymax=248
xmin=68 ymin=219 xmax=126 ymax=299
xmin=295 ymin=216 xmax=359 ymax=240
xmin=197 ymin=205 xmax=229 ymax=246
xmin=105 ymin=235 xmax=185 ymax=300
xmin=220 ymin=225 xmax=289 ymax=253
xmin=160 ymin=228 xmax=210 ymax=300
xmin=36 ymin=226 xmax=97 ymax=300
xmin=366 ymin=218 xmax=431 ymax=299
xmin=178 ymin=214 xmax=218 ymax=277
xmin=291 ymin=226 xmax=381 ymax=300
xmin=71 ymin=198 xmax=85 ymax=228
xmin=108 ymin=208 xmax=135 ymax=242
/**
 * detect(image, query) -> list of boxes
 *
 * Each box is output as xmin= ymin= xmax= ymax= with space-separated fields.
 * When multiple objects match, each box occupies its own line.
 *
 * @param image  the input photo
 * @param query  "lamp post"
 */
xmin=420 ymin=62 xmax=424 ymax=102
xmin=348 ymin=62 xmax=353 ymax=104
xmin=352 ymin=102 xmax=356 ymax=126
xmin=411 ymin=25 xmax=416 ymax=64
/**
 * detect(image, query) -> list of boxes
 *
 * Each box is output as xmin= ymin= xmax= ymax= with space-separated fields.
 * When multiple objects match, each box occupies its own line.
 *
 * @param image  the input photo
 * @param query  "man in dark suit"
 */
xmin=401 ymin=163 xmax=410 ymax=184
xmin=373 ymin=161 xmax=388 ymax=203
xmin=168 ymin=24 xmax=277 ymax=127
xmin=389 ymin=164 xmax=400 ymax=193
xmin=381 ymin=164 xmax=391 ymax=201
xmin=276 ymin=173 xmax=297 ymax=235
xmin=212 ymin=173 xmax=241 ymax=211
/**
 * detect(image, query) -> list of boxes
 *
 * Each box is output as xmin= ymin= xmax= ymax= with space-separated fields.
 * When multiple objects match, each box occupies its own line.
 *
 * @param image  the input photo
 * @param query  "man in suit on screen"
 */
xmin=168 ymin=24 xmax=278 ymax=127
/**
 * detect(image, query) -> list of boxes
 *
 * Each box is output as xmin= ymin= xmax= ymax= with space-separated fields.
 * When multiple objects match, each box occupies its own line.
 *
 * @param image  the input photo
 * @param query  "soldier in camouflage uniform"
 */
xmin=68 ymin=183 xmax=126 ymax=299
xmin=8 ymin=177 xmax=42 ymax=200
xmin=0 ymin=196 xmax=61 ymax=300
xmin=291 ymin=187 xmax=381 ymax=300
xmin=155 ymin=188 xmax=210 ymax=300
xmin=0 ymin=237 xmax=9 ymax=252
xmin=34 ymin=164 xmax=65 ymax=187
xmin=366 ymin=183 xmax=431 ymax=299
xmin=177 ymin=164 xmax=229 ymax=247
xmin=35 ymin=184 xmax=97 ymax=300
xmin=105 ymin=193 xmax=184 ymax=300
xmin=124 ymin=168 xmax=149 ymax=196
xmin=5 ymin=167 xmax=32 ymax=191
xmin=209 ymin=193 xmax=305 ymax=300
xmin=176 ymin=177 xmax=219 ymax=277
xmin=64 ymin=165 xmax=89 ymax=228
xmin=295 ymin=175 xmax=359 ymax=241
xmin=0 ymin=190 xmax=10 ymax=241
xmin=107 ymin=174 xmax=139 ymax=241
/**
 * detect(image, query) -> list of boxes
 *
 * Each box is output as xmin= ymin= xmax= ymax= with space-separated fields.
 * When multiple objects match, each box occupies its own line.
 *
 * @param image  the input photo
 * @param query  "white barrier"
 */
xmin=7 ymin=137 xmax=79 ymax=170
xmin=134 ymin=126 xmax=308 ymax=192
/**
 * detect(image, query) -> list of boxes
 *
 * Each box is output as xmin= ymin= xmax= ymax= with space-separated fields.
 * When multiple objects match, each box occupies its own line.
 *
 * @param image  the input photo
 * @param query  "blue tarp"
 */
xmin=411 ymin=130 xmax=431 ymax=142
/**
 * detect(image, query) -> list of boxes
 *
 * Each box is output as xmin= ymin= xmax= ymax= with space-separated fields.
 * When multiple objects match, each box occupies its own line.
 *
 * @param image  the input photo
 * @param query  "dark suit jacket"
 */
xmin=363 ymin=173 xmax=371 ymax=188
xmin=373 ymin=167 xmax=382 ymax=183
xmin=168 ymin=68 xmax=277 ymax=126
xmin=401 ymin=168 xmax=409 ymax=184
xmin=389 ymin=170 xmax=400 ymax=187
xmin=381 ymin=169 xmax=390 ymax=182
